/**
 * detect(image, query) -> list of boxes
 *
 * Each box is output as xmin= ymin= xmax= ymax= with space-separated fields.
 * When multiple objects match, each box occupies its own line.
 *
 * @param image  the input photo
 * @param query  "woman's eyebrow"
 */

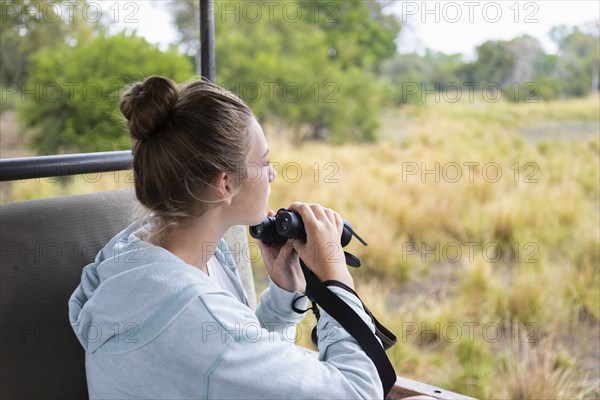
xmin=262 ymin=148 xmax=269 ymax=158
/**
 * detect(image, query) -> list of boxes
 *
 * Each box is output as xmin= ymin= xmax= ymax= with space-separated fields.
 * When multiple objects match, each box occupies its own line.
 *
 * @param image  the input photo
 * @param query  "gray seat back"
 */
xmin=0 ymin=188 xmax=255 ymax=399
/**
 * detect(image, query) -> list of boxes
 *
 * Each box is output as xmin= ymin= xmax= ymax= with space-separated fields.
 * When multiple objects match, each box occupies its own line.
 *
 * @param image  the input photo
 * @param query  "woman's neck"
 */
xmin=160 ymin=209 xmax=230 ymax=275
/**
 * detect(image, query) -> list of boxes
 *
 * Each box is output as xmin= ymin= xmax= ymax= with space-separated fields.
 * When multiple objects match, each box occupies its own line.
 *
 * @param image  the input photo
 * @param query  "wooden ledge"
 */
xmin=387 ymin=376 xmax=477 ymax=400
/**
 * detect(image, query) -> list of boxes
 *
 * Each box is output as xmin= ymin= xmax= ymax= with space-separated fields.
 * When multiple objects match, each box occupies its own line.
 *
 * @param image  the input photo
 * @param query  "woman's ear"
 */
xmin=214 ymin=172 xmax=233 ymax=206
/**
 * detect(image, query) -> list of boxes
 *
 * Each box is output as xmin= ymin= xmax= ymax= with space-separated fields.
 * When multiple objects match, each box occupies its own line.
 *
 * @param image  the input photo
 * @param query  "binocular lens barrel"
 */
xmin=249 ymin=216 xmax=287 ymax=244
xmin=249 ymin=209 xmax=353 ymax=247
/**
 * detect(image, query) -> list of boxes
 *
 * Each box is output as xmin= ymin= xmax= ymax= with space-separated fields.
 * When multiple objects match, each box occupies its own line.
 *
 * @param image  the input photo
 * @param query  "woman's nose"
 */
xmin=269 ymin=165 xmax=277 ymax=183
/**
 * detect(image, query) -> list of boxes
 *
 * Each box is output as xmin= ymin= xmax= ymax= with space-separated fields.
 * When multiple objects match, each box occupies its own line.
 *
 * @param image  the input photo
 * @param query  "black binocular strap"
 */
xmin=299 ymin=259 xmax=396 ymax=397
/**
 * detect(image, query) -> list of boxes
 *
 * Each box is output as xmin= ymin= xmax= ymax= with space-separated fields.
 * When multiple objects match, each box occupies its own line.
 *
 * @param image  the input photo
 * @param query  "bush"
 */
xmin=18 ymin=31 xmax=194 ymax=154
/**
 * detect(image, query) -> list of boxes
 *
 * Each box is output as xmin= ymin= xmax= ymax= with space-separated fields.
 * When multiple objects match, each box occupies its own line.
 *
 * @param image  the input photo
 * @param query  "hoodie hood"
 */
xmin=68 ymin=219 xmax=247 ymax=354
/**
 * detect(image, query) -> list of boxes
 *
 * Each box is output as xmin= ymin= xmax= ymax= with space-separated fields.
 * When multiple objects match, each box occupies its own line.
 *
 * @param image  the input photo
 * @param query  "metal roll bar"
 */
xmin=0 ymin=0 xmax=215 ymax=182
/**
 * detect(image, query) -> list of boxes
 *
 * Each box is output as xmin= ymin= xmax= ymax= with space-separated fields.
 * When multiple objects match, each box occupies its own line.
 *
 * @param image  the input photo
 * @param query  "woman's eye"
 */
xmin=264 ymin=160 xmax=271 ymax=167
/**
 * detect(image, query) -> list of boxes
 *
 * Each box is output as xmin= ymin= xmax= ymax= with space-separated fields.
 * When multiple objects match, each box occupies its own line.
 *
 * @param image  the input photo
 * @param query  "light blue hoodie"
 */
xmin=69 ymin=219 xmax=383 ymax=399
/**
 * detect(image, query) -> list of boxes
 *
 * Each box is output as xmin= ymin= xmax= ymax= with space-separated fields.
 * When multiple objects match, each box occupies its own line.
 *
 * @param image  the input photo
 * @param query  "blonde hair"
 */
xmin=120 ymin=76 xmax=253 ymax=245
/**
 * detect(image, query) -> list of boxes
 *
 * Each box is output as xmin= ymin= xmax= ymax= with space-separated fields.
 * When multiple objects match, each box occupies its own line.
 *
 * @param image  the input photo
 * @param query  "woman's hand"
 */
xmin=256 ymin=210 xmax=306 ymax=294
xmin=286 ymin=203 xmax=354 ymax=289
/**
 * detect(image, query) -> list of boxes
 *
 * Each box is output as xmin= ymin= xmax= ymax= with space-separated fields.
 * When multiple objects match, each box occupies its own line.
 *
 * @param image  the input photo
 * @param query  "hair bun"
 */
xmin=120 ymin=76 xmax=179 ymax=141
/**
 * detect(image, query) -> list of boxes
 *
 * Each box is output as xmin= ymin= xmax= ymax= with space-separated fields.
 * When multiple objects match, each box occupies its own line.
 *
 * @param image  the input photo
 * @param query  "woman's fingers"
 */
xmin=287 ymin=202 xmax=316 ymax=226
xmin=323 ymin=207 xmax=343 ymax=234
xmin=284 ymin=202 xmax=353 ymax=288
xmin=333 ymin=211 xmax=344 ymax=236
xmin=309 ymin=203 xmax=328 ymax=224
xmin=287 ymin=203 xmax=342 ymax=238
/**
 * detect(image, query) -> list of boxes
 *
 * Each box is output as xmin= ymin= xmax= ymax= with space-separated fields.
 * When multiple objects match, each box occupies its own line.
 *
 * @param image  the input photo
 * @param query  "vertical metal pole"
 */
xmin=200 ymin=0 xmax=216 ymax=82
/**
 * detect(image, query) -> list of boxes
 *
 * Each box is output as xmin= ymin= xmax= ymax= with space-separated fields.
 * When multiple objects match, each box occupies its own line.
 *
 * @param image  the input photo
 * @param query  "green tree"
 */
xmin=168 ymin=1 xmax=201 ymax=72
xmin=506 ymin=35 xmax=544 ymax=84
xmin=170 ymin=0 xmax=383 ymax=143
xmin=298 ymin=0 xmax=401 ymax=71
xmin=18 ymin=31 xmax=194 ymax=154
xmin=550 ymin=23 xmax=600 ymax=97
xmin=380 ymin=50 xmax=465 ymax=105
xmin=458 ymin=36 xmax=546 ymax=102
xmin=467 ymin=40 xmax=515 ymax=87
xmin=214 ymin=2 xmax=382 ymax=142
xmin=0 ymin=0 xmax=95 ymax=86
xmin=170 ymin=0 xmax=401 ymax=74
xmin=531 ymin=53 xmax=563 ymax=99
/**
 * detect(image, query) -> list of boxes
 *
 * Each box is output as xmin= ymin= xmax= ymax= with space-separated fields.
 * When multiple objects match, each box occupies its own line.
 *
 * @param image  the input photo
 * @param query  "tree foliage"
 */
xmin=1 ymin=0 xmax=94 ymax=85
xmin=18 ymin=32 xmax=194 ymax=154
xmin=298 ymin=0 xmax=401 ymax=71
xmin=214 ymin=2 xmax=384 ymax=142
xmin=170 ymin=0 xmax=397 ymax=143
xmin=550 ymin=23 xmax=600 ymax=97
xmin=379 ymin=50 xmax=465 ymax=104
xmin=380 ymin=23 xmax=599 ymax=104
xmin=5 ymin=0 xmax=598 ymax=156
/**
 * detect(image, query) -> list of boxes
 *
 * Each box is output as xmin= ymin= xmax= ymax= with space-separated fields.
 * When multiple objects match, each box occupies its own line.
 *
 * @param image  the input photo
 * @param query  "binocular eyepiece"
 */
xmin=249 ymin=208 xmax=367 ymax=247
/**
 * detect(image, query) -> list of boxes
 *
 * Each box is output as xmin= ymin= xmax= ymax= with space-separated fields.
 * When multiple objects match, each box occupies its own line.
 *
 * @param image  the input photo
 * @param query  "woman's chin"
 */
xmin=248 ymin=213 xmax=266 ymax=227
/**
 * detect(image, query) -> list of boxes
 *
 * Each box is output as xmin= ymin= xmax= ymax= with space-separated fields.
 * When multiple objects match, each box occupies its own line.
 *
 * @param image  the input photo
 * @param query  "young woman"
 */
xmin=68 ymin=76 xmax=383 ymax=399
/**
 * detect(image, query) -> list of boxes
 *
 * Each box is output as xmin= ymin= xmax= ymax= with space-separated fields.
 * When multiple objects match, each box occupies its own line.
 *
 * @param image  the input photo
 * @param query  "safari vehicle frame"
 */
xmin=0 ymin=1 xmax=474 ymax=398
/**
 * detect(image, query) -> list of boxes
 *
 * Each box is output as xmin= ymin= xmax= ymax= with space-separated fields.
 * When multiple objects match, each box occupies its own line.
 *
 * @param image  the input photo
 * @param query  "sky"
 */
xmin=393 ymin=0 xmax=600 ymax=57
xmin=111 ymin=1 xmax=600 ymax=58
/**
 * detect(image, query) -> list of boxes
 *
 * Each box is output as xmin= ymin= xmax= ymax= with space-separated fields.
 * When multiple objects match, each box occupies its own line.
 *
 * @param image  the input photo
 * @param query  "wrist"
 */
xmin=269 ymin=275 xmax=302 ymax=294
xmin=323 ymin=279 xmax=357 ymax=296
xmin=318 ymin=269 xmax=354 ymax=289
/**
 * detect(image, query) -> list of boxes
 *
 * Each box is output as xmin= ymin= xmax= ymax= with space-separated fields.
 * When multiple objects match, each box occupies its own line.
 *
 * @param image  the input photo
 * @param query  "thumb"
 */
xmin=256 ymin=238 xmax=267 ymax=252
xmin=290 ymin=238 xmax=303 ymax=255
xmin=290 ymin=239 xmax=309 ymax=264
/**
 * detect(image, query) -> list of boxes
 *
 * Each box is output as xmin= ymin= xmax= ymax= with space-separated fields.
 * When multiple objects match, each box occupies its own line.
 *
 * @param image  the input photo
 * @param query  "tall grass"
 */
xmin=1 ymin=97 xmax=598 ymax=398
xmin=264 ymin=96 xmax=599 ymax=399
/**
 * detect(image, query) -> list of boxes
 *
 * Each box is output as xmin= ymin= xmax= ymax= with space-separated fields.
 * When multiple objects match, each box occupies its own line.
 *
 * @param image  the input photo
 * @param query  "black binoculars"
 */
xmin=249 ymin=208 xmax=365 ymax=248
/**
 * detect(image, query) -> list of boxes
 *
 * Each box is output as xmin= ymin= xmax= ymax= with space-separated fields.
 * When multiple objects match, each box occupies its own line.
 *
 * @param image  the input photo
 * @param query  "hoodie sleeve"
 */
xmin=199 ymin=286 xmax=383 ymax=400
xmin=254 ymin=279 xmax=309 ymax=336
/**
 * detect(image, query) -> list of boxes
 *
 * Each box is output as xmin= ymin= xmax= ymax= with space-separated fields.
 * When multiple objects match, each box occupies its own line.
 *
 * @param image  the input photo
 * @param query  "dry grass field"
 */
xmin=1 ymin=96 xmax=599 ymax=399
